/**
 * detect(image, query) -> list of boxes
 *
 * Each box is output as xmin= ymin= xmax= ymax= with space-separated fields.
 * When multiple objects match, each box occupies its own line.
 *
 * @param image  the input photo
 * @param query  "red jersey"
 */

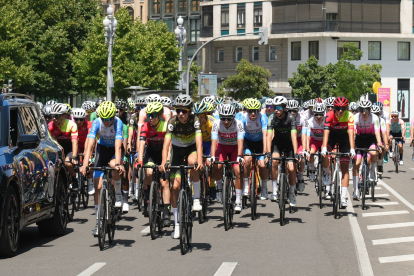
xmin=324 ymin=110 xmax=354 ymax=135
xmin=139 ymin=121 xmax=167 ymax=151
xmin=78 ymin=121 xmax=93 ymax=150
xmin=48 ymin=119 xmax=78 ymax=145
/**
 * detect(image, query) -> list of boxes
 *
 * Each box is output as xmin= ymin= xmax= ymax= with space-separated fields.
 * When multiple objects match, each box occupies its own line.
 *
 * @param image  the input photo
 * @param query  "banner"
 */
xmin=378 ymin=87 xmax=391 ymax=119
xmin=199 ymin=74 xmax=217 ymax=96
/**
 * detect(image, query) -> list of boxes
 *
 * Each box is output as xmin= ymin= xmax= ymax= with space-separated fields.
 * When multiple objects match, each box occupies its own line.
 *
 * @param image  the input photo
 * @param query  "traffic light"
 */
xmin=8 ymin=79 xmax=13 ymax=93
xmin=258 ymin=27 xmax=268 ymax=46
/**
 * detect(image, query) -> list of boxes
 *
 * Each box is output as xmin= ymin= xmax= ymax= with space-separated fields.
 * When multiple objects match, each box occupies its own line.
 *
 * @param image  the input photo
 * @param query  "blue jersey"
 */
xmin=235 ymin=112 xmax=244 ymax=121
xmin=241 ymin=112 xmax=268 ymax=141
xmin=87 ymin=117 xmax=124 ymax=147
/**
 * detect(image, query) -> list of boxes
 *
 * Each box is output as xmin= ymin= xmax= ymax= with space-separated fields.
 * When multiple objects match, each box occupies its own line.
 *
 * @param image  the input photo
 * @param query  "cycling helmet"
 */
xmin=97 ymin=101 xmax=116 ymax=119
xmin=146 ymin=102 xmax=164 ymax=115
xmin=287 ymin=100 xmax=300 ymax=110
xmin=261 ymin=103 xmax=266 ymax=110
xmin=391 ymin=110 xmax=399 ymax=115
xmin=96 ymin=99 xmax=105 ymax=107
xmin=371 ymin=105 xmax=381 ymax=114
xmin=50 ymin=103 xmax=70 ymax=115
xmin=202 ymin=96 xmax=215 ymax=105
xmin=72 ymin=108 xmax=87 ymax=118
xmin=65 ymin=103 xmax=72 ymax=113
xmin=115 ymin=98 xmax=127 ymax=109
xmin=231 ymin=102 xmax=240 ymax=111
xmin=205 ymin=102 xmax=214 ymax=113
xmin=350 ymin=103 xmax=359 ymax=112
xmin=373 ymin=102 xmax=384 ymax=110
xmin=218 ymin=104 xmax=235 ymax=116
xmin=160 ymin=96 xmax=172 ymax=107
xmin=325 ymin=97 xmax=335 ymax=107
xmin=358 ymin=100 xmax=372 ymax=109
xmin=243 ymin=98 xmax=261 ymax=110
xmin=303 ymin=101 xmax=309 ymax=109
xmin=313 ymin=103 xmax=326 ymax=113
xmin=215 ymin=97 xmax=225 ymax=106
xmin=265 ymin=98 xmax=274 ymax=106
xmin=192 ymin=101 xmax=209 ymax=114
xmin=174 ymin=94 xmax=193 ymax=108
xmin=136 ymin=97 xmax=146 ymax=105
xmin=36 ymin=102 xmax=43 ymax=110
xmin=42 ymin=105 xmax=52 ymax=116
xmin=146 ymin=94 xmax=161 ymax=104
xmin=46 ymin=100 xmax=57 ymax=106
xmin=273 ymin=96 xmax=288 ymax=106
xmin=314 ymin=98 xmax=323 ymax=103
xmin=81 ymin=101 xmax=94 ymax=112
xmin=334 ymin=96 xmax=348 ymax=107
xmin=308 ymin=99 xmax=317 ymax=107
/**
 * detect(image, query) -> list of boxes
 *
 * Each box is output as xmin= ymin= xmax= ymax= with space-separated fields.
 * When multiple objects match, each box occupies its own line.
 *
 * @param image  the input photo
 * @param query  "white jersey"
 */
xmin=379 ymin=117 xmax=387 ymax=133
xmin=305 ymin=117 xmax=324 ymax=141
xmin=211 ymin=119 xmax=245 ymax=145
xmin=380 ymin=110 xmax=390 ymax=124
xmin=295 ymin=113 xmax=308 ymax=137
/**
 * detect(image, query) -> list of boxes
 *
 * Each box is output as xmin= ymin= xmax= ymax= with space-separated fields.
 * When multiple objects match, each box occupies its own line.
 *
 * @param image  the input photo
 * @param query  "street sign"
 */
xmin=199 ymin=74 xmax=217 ymax=96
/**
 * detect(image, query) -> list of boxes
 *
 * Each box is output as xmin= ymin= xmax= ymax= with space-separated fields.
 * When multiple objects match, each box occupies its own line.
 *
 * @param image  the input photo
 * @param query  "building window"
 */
xmin=309 ymin=41 xmax=319 ymax=59
xmin=237 ymin=7 xmax=245 ymax=28
xmin=165 ymin=0 xmax=173 ymax=13
xmin=368 ymin=41 xmax=381 ymax=60
xmin=254 ymin=6 xmax=262 ymax=27
xmin=397 ymin=79 xmax=410 ymax=121
xmin=252 ymin=46 xmax=259 ymax=61
xmin=291 ymin=42 xmax=301 ymax=60
xmin=269 ymin=45 xmax=276 ymax=61
xmin=127 ymin=7 xmax=134 ymax=21
xmin=190 ymin=19 xmax=200 ymax=43
xmin=218 ymin=49 xmax=224 ymax=62
xmin=236 ymin=47 xmax=243 ymax=62
xmin=398 ymin=42 xmax=410 ymax=60
xmin=152 ymin=0 xmax=160 ymax=14
xmin=178 ymin=0 xmax=186 ymax=13
xmin=140 ymin=5 xmax=143 ymax=19
xmin=221 ymin=6 xmax=229 ymax=28
xmin=203 ymin=6 xmax=213 ymax=27
xmin=337 ymin=41 xmax=360 ymax=60
xmin=192 ymin=0 xmax=200 ymax=12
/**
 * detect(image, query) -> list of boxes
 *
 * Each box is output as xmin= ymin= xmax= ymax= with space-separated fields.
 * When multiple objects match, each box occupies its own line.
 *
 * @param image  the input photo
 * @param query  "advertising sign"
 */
xmin=378 ymin=87 xmax=391 ymax=118
xmin=199 ymin=74 xmax=217 ymax=96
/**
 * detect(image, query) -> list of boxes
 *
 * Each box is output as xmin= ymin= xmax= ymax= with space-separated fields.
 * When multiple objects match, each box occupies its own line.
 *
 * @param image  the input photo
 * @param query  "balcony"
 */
xmin=271 ymin=21 xmax=400 ymax=34
xmin=201 ymin=26 xmax=213 ymax=37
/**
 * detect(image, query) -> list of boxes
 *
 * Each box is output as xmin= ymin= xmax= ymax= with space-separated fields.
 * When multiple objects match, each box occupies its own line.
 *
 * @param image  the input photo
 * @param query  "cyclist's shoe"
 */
xmin=340 ymin=197 xmax=348 ymax=208
xmin=325 ymin=192 xmax=331 ymax=200
xmin=217 ymin=190 xmax=223 ymax=203
xmin=163 ymin=214 xmax=172 ymax=227
xmin=132 ymin=194 xmax=137 ymax=202
xmin=88 ymin=183 xmax=95 ymax=195
xmin=378 ymin=165 xmax=383 ymax=173
xmin=242 ymin=189 xmax=249 ymax=197
xmin=235 ymin=203 xmax=242 ymax=213
xmin=128 ymin=190 xmax=134 ymax=198
xmin=384 ymin=154 xmax=388 ymax=163
xmin=209 ymin=188 xmax=216 ymax=200
xmin=389 ymin=151 xmax=394 ymax=158
xmin=260 ymin=187 xmax=268 ymax=200
xmin=115 ymin=194 xmax=123 ymax=208
xmin=298 ymin=180 xmax=305 ymax=192
xmin=399 ymin=160 xmax=404 ymax=166
xmin=289 ymin=193 xmax=297 ymax=206
xmin=193 ymin=199 xmax=202 ymax=211
xmin=122 ymin=202 xmax=129 ymax=213
xmin=171 ymin=226 xmax=180 ymax=239
xmin=92 ymin=223 xmax=98 ymax=237
xmin=309 ymin=170 xmax=316 ymax=181
xmin=71 ymin=178 xmax=79 ymax=191
xmin=270 ymin=193 xmax=277 ymax=202
xmin=323 ymin=174 xmax=331 ymax=185
xmin=352 ymin=191 xmax=360 ymax=201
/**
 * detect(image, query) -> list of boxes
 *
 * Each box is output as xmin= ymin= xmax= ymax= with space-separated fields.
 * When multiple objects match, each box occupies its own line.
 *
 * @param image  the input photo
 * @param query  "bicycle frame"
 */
xmin=243 ymin=153 xmax=266 ymax=220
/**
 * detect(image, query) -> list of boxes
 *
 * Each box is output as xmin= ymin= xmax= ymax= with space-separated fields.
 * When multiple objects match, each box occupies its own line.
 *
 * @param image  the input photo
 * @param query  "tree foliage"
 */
xmin=222 ymin=59 xmax=273 ymax=101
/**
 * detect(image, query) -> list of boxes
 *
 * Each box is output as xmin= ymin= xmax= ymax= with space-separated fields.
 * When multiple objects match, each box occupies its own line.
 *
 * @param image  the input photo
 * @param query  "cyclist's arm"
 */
xmin=291 ymin=131 xmax=298 ymax=154
xmin=194 ymin=115 xmax=203 ymax=165
xmin=161 ymin=135 xmax=171 ymax=166
xmin=138 ymin=139 xmax=145 ymax=162
xmin=261 ymin=115 xmax=268 ymax=154
xmin=266 ymin=129 xmax=273 ymax=153
xmin=262 ymin=129 xmax=267 ymax=154
xmin=128 ymin=127 xmax=134 ymax=151
xmin=401 ymin=119 xmax=406 ymax=139
xmin=211 ymin=139 xmax=218 ymax=158
xmin=70 ymin=122 xmax=79 ymax=157
xmin=82 ymin=137 xmax=96 ymax=165
xmin=114 ymin=139 xmax=123 ymax=166
xmin=71 ymin=139 xmax=78 ymax=157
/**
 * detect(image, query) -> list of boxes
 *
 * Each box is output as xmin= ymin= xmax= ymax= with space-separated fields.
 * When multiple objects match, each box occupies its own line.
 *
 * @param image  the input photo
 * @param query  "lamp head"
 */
xmin=103 ymin=16 xmax=110 ymax=27
xmin=107 ymin=5 xmax=114 ymax=15
xmin=177 ymin=16 xmax=184 ymax=26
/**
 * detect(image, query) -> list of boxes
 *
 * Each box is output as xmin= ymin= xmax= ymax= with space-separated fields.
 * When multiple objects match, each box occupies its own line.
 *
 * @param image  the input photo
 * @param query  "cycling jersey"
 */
xmin=138 ymin=106 xmax=172 ymax=126
xmin=89 ymin=111 xmax=97 ymax=121
xmin=241 ymin=112 xmax=267 ymax=141
xmin=235 ymin=112 xmax=244 ymax=121
xmin=77 ymin=121 xmax=93 ymax=150
xmin=211 ymin=119 xmax=245 ymax=145
xmin=389 ymin=119 xmax=405 ymax=133
xmin=295 ymin=113 xmax=307 ymax=137
xmin=48 ymin=119 xmax=78 ymax=143
xmin=267 ymin=112 xmax=297 ymax=141
xmin=201 ymin=115 xmax=216 ymax=142
xmin=128 ymin=113 xmax=139 ymax=130
xmin=166 ymin=114 xmax=202 ymax=147
xmin=261 ymin=109 xmax=273 ymax=119
xmin=122 ymin=123 xmax=128 ymax=139
xmin=380 ymin=110 xmax=390 ymax=124
xmin=139 ymin=121 xmax=167 ymax=151
xmin=306 ymin=117 xmax=324 ymax=141
xmin=354 ymin=113 xmax=380 ymax=136
xmin=323 ymin=110 xmax=354 ymax=136
xmin=87 ymin=117 xmax=123 ymax=147
xmin=379 ymin=117 xmax=387 ymax=134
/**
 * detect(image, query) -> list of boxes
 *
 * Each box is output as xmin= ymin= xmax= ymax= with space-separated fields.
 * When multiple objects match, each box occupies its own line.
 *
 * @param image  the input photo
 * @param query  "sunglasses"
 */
xmin=274 ymin=106 xmax=284 ymax=111
xmin=288 ymin=109 xmax=297 ymax=113
xmin=44 ymin=115 xmax=52 ymax=119
xmin=220 ymin=116 xmax=233 ymax=122
xmin=335 ymin=107 xmax=347 ymax=112
xmin=147 ymin=113 xmax=159 ymax=119
xmin=86 ymin=110 xmax=93 ymax=115
xmin=248 ymin=109 xmax=259 ymax=114
xmin=314 ymin=113 xmax=324 ymax=117
xmin=52 ymin=114 xmax=63 ymax=119
xmin=361 ymin=108 xmax=370 ymax=113
xmin=391 ymin=115 xmax=398 ymax=118
xmin=176 ymin=109 xmax=190 ymax=114
xmin=75 ymin=118 xmax=84 ymax=122
xmin=102 ymin=117 xmax=114 ymax=122
xmin=308 ymin=106 xmax=313 ymax=110
xmin=266 ymin=105 xmax=275 ymax=109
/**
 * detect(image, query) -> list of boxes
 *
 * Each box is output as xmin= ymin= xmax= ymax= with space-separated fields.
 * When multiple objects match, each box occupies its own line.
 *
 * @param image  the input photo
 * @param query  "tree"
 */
xmin=184 ymin=61 xmax=202 ymax=102
xmin=222 ymin=59 xmax=272 ymax=101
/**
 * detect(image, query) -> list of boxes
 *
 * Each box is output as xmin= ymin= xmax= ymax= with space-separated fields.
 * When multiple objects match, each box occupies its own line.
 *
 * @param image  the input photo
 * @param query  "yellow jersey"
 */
xmin=201 ymin=115 xmax=216 ymax=142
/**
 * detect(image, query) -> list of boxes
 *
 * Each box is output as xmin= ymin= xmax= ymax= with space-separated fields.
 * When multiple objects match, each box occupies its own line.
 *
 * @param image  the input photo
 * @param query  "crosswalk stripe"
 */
xmin=368 ymin=222 xmax=414 ymax=230
xmin=140 ymin=226 xmax=150 ymax=234
xmin=373 ymin=194 xmax=389 ymax=197
xmin=373 ymin=236 xmax=414 ymax=245
xmin=214 ymin=262 xmax=238 ymax=276
xmin=375 ymin=187 xmax=382 ymax=190
xmin=77 ymin=263 xmax=106 ymax=276
xmin=366 ymin=202 xmax=399 ymax=206
xmin=362 ymin=210 xmax=409 ymax=217
xmin=379 ymin=254 xmax=414 ymax=263
xmin=378 ymin=180 xmax=414 ymax=212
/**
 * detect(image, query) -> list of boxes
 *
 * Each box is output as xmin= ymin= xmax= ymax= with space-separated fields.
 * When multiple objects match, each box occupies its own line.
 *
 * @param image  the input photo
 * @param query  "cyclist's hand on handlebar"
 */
xmin=115 ymin=164 xmax=125 ymax=174
xmin=321 ymin=147 xmax=327 ymax=158
xmin=195 ymin=162 xmax=203 ymax=171
xmin=206 ymin=156 xmax=215 ymax=167
xmin=378 ymin=146 xmax=383 ymax=154
xmin=237 ymin=156 xmax=245 ymax=165
xmin=350 ymin=148 xmax=356 ymax=159
xmin=79 ymin=165 xmax=87 ymax=177
xmin=159 ymin=162 xmax=166 ymax=173
xmin=294 ymin=153 xmax=301 ymax=161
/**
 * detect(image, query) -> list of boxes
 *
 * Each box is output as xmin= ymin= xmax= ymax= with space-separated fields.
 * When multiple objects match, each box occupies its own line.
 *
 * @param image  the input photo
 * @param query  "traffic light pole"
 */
xmin=185 ymin=27 xmax=268 ymax=96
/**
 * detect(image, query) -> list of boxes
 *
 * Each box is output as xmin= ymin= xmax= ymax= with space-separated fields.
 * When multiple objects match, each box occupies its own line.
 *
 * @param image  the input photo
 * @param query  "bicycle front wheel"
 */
xmin=82 ymin=178 xmax=89 ymax=209
xmin=178 ymin=190 xmax=188 ymax=254
xmin=318 ymin=162 xmax=323 ymax=209
xmin=67 ymin=192 xmax=75 ymax=222
xmin=361 ymin=165 xmax=367 ymax=210
xmin=222 ymin=175 xmax=230 ymax=231
xmin=107 ymin=184 xmax=116 ymax=243
xmin=149 ymin=181 xmax=157 ymax=240
xmin=333 ymin=170 xmax=339 ymax=219
xmin=395 ymin=154 xmax=399 ymax=173
xmin=198 ymin=175 xmax=205 ymax=224
xmin=137 ymin=169 xmax=144 ymax=211
xmin=97 ymin=188 xmax=107 ymax=251
xmin=279 ymin=173 xmax=286 ymax=226
xmin=250 ymin=170 xmax=257 ymax=220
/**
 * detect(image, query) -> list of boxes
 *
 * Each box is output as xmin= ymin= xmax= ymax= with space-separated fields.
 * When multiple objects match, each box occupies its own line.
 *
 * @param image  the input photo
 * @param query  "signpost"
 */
xmin=199 ymin=74 xmax=217 ymax=96
xmin=378 ymin=87 xmax=391 ymax=119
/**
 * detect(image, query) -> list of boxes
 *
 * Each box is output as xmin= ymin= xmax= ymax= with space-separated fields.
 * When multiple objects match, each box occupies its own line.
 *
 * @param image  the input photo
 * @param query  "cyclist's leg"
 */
xmin=227 ymin=145 xmax=242 ymax=205
xmin=188 ymin=147 xmax=202 ymax=211
xmin=398 ymin=139 xmax=404 ymax=161
xmin=169 ymin=145 xmax=186 ymax=228
xmin=121 ymin=156 xmax=130 ymax=212
xmin=270 ymin=142 xmax=281 ymax=199
xmin=242 ymin=141 xmax=253 ymax=196
xmin=214 ymin=144 xmax=226 ymax=202
xmin=297 ymin=138 xmax=305 ymax=184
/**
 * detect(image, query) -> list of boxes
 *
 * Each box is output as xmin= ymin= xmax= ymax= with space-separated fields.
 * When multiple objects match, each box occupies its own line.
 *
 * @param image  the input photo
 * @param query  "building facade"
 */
xmin=200 ymin=0 xmax=414 ymax=122
xmin=101 ymin=0 xmax=148 ymax=23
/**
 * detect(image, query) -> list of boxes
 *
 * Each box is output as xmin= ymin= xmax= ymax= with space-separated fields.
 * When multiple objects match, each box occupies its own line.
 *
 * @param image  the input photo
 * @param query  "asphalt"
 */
xmin=1 ymin=144 xmax=414 ymax=276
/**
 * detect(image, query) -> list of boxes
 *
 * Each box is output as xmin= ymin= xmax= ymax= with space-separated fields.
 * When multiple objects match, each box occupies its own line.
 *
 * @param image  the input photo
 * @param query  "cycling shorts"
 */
xmin=271 ymin=139 xmax=294 ymax=159
xmin=203 ymin=141 xmax=211 ymax=156
xmin=355 ymin=134 xmax=377 ymax=159
xmin=215 ymin=144 xmax=239 ymax=167
xmin=93 ymin=144 xmax=115 ymax=178
xmin=327 ymin=134 xmax=350 ymax=163
xmin=310 ymin=138 xmax=323 ymax=152
xmin=170 ymin=144 xmax=197 ymax=179
xmin=297 ymin=137 xmax=303 ymax=155
xmin=61 ymin=143 xmax=73 ymax=158
xmin=144 ymin=149 xmax=162 ymax=166
xmin=243 ymin=138 xmax=264 ymax=160
xmin=389 ymin=131 xmax=404 ymax=145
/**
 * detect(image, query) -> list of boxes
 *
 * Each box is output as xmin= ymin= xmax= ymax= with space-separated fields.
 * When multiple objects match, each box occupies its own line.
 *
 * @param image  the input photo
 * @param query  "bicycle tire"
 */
xmin=76 ymin=174 xmax=82 ymax=211
xmin=361 ymin=165 xmax=367 ymax=210
xmin=279 ymin=173 xmax=286 ymax=226
xmin=333 ymin=170 xmax=339 ymax=219
xmin=97 ymin=188 xmax=107 ymax=251
xmin=250 ymin=170 xmax=257 ymax=220
xmin=137 ymin=169 xmax=144 ymax=212
xmin=202 ymin=173 xmax=208 ymax=220
xmin=179 ymin=190 xmax=187 ymax=254
xmin=229 ymin=178 xmax=235 ymax=227
xmin=186 ymin=196 xmax=193 ymax=248
xmin=318 ymin=162 xmax=323 ymax=209
xmin=371 ymin=169 xmax=376 ymax=202
xmin=222 ymin=174 xmax=231 ymax=231
xmin=198 ymin=174 xmax=205 ymax=224
xmin=107 ymin=184 xmax=115 ymax=243
xmin=82 ymin=179 xmax=89 ymax=209
xmin=395 ymin=154 xmax=399 ymax=173
xmin=149 ymin=181 xmax=157 ymax=240
xmin=67 ymin=192 xmax=75 ymax=222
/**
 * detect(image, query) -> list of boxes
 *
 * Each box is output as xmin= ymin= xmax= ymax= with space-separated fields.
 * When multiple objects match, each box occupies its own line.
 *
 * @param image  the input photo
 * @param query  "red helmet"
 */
xmin=315 ymin=98 xmax=323 ymax=103
xmin=334 ymin=96 xmax=348 ymax=107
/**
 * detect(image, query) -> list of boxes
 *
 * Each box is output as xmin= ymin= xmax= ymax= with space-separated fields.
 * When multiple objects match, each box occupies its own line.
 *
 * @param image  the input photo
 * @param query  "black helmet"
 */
xmin=95 ymin=99 xmax=105 ymax=107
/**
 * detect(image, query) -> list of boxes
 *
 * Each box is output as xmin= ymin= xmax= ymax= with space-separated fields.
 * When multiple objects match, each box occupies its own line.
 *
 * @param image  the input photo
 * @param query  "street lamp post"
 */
xmin=103 ymin=5 xmax=118 ymax=102
xmin=174 ymin=16 xmax=186 ymax=91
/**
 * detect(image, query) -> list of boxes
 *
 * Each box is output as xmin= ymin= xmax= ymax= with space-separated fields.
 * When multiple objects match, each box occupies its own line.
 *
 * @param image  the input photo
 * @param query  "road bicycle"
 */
xmin=390 ymin=137 xmax=403 ymax=173
xmin=135 ymin=162 xmax=145 ymax=212
xmin=356 ymin=147 xmax=379 ymax=210
xmin=310 ymin=150 xmax=324 ymax=209
xmin=72 ymin=153 xmax=89 ymax=211
xmin=198 ymin=155 xmax=211 ymax=224
xmin=328 ymin=150 xmax=350 ymax=219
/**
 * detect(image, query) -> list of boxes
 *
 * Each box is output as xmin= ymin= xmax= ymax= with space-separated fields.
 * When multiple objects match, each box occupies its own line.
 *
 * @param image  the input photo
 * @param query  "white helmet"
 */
xmin=325 ymin=97 xmax=335 ymax=107
xmin=218 ymin=104 xmax=235 ymax=116
xmin=146 ymin=94 xmax=161 ymax=104
xmin=174 ymin=94 xmax=193 ymax=108
xmin=160 ymin=96 xmax=172 ymax=107
xmin=358 ymin=100 xmax=372 ymax=109
xmin=303 ymin=101 xmax=309 ymax=109
xmin=202 ymin=96 xmax=215 ymax=104
xmin=391 ymin=110 xmax=399 ymax=115
xmin=46 ymin=100 xmax=57 ymax=105
xmin=308 ymin=99 xmax=317 ymax=107
xmin=287 ymin=100 xmax=300 ymax=110
xmin=313 ymin=103 xmax=326 ymax=113
xmin=371 ymin=105 xmax=380 ymax=114
xmin=50 ymin=103 xmax=69 ymax=115
xmin=81 ymin=101 xmax=94 ymax=112
xmin=36 ymin=102 xmax=43 ymax=110
xmin=72 ymin=108 xmax=87 ymax=118
xmin=136 ymin=97 xmax=146 ymax=105
xmin=265 ymin=98 xmax=274 ymax=106
xmin=273 ymin=96 xmax=288 ymax=106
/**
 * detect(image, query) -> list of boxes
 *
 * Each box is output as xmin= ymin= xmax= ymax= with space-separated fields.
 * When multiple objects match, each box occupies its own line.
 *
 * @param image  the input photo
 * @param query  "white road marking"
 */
xmin=214 ymin=262 xmax=238 ymax=276
xmin=366 ymin=201 xmax=399 ymax=206
xmin=373 ymin=194 xmax=389 ymax=197
xmin=373 ymin=236 xmax=414 ymax=245
xmin=379 ymin=254 xmax=414 ymax=263
xmin=368 ymin=222 xmax=414 ymax=230
xmin=409 ymin=168 xmax=414 ymax=171
xmin=378 ymin=179 xmax=414 ymax=212
xmin=141 ymin=226 xmax=150 ymax=234
xmin=346 ymin=192 xmax=374 ymax=276
xmin=375 ymin=187 xmax=382 ymax=190
xmin=77 ymin=262 xmax=106 ymax=276
xmin=362 ymin=210 xmax=409 ymax=217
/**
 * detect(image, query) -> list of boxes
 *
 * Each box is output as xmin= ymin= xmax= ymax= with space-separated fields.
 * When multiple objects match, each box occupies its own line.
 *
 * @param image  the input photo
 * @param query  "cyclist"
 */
xmin=371 ymin=105 xmax=389 ymax=179
xmin=266 ymin=96 xmax=299 ymax=205
xmin=387 ymin=110 xmax=405 ymax=165
xmin=352 ymin=100 xmax=382 ymax=200
xmin=374 ymin=102 xmax=390 ymax=124
xmin=207 ymin=104 xmax=245 ymax=210
xmin=82 ymin=101 xmax=95 ymax=121
xmin=240 ymin=98 xmax=268 ymax=200
xmin=300 ymin=101 xmax=309 ymax=116
xmin=159 ymin=95 xmax=203 ymax=239
xmin=48 ymin=103 xmax=79 ymax=190
xmin=213 ymin=97 xmax=225 ymax=119
xmin=350 ymin=102 xmax=359 ymax=115
xmin=42 ymin=105 xmax=53 ymax=126
xmin=322 ymin=97 xmax=355 ymax=208
xmin=324 ymin=97 xmax=335 ymax=113
xmin=90 ymin=99 xmax=104 ymax=121
xmin=46 ymin=100 xmax=57 ymax=106
xmin=137 ymin=94 xmax=172 ymax=138
xmin=80 ymin=101 xmax=126 ymax=236
xmin=261 ymin=98 xmax=275 ymax=119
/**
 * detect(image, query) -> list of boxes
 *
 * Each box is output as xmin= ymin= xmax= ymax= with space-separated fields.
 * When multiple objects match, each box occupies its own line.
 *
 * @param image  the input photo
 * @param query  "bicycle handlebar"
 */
xmin=327 ymin=152 xmax=350 ymax=157
xmin=166 ymin=162 xmax=199 ymax=170
xmin=87 ymin=166 xmax=118 ymax=172
xmin=355 ymin=148 xmax=380 ymax=152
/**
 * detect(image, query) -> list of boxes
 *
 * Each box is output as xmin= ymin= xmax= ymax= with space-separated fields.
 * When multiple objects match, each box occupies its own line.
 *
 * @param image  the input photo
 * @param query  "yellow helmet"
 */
xmin=243 ymin=98 xmax=261 ymax=110
xmin=97 ymin=101 xmax=116 ymax=119
xmin=146 ymin=102 xmax=163 ymax=114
